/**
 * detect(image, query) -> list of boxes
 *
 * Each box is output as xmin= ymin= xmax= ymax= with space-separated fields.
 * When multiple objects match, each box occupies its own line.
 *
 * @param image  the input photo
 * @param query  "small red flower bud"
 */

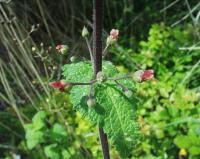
xmin=106 ymin=29 xmax=119 ymax=46
xmin=110 ymin=29 xmax=119 ymax=40
xmin=55 ymin=45 xmax=62 ymax=50
xmin=55 ymin=45 xmax=68 ymax=54
xmin=49 ymin=81 xmax=68 ymax=92
xmin=132 ymin=70 xmax=154 ymax=82
xmin=141 ymin=70 xmax=154 ymax=81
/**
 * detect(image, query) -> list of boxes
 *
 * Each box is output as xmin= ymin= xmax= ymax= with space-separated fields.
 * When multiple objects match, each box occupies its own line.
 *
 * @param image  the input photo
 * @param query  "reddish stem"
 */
xmin=93 ymin=0 xmax=110 ymax=158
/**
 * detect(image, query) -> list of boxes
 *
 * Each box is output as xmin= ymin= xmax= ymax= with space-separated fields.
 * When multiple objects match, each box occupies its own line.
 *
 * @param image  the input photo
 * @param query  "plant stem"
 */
xmin=93 ymin=0 xmax=110 ymax=159
xmin=99 ymin=127 xmax=110 ymax=159
xmin=67 ymin=80 xmax=96 ymax=86
xmin=102 ymin=44 xmax=109 ymax=57
xmin=85 ymin=37 xmax=94 ymax=63
xmin=108 ymin=74 xmax=132 ymax=81
xmin=93 ymin=0 xmax=103 ymax=75
xmin=114 ymin=80 xmax=128 ymax=91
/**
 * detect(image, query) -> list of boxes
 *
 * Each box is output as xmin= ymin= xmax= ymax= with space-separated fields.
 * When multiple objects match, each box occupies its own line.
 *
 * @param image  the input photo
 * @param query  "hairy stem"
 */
xmin=93 ymin=0 xmax=110 ymax=158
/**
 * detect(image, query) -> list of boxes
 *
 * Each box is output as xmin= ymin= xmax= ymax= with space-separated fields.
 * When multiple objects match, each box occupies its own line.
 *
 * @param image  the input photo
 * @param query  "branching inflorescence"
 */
xmin=49 ymin=19 xmax=154 ymax=159
xmin=50 ymin=28 xmax=154 ymax=106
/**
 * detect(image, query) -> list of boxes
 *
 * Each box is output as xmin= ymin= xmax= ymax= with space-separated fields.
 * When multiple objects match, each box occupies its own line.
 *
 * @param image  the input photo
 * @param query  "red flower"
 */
xmin=110 ymin=29 xmax=119 ymax=40
xmin=49 ymin=81 xmax=67 ymax=92
xmin=140 ymin=70 xmax=154 ymax=81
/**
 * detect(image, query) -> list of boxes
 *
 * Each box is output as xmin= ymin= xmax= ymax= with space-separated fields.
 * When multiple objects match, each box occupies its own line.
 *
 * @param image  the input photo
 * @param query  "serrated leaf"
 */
xmin=95 ymin=83 xmax=139 ymax=157
xmin=62 ymin=61 xmax=119 ymax=124
xmin=62 ymin=61 xmax=139 ymax=157
xmin=62 ymin=61 xmax=117 ymax=83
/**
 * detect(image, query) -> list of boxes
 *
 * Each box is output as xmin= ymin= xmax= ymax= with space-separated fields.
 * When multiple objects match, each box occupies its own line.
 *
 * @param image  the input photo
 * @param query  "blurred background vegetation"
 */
xmin=0 ymin=0 xmax=200 ymax=158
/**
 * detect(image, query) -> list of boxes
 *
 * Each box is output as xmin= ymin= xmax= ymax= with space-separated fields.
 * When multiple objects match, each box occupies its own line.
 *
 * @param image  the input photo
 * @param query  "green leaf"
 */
xmin=25 ymin=124 xmax=45 ymax=149
xmin=44 ymin=144 xmax=61 ymax=159
xmin=95 ymin=83 xmax=139 ymax=157
xmin=62 ymin=149 xmax=71 ymax=159
xmin=62 ymin=61 xmax=139 ymax=157
xmin=62 ymin=61 xmax=118 ymax=124
xmin=52 ymin=123 xmax=67 ymax=136
xmin=159 ymin=88 xmax=169 ymax=98
xmin=62 ymin=61 xmax=117 ymax=83
xmin=174 ymin=135 xmax=190 ymax=149
xmin=189 ymin=146 xmax=200 ymax=155
xmin=50 ymin=123 xmax=67 ymax=143
xmin=188 ymin=131 xmax=200 ymax=146
xmin=32 ymin=111 xmax=47 ymax=122
xmin=32 ymin=111 xmax=47 ymax=130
